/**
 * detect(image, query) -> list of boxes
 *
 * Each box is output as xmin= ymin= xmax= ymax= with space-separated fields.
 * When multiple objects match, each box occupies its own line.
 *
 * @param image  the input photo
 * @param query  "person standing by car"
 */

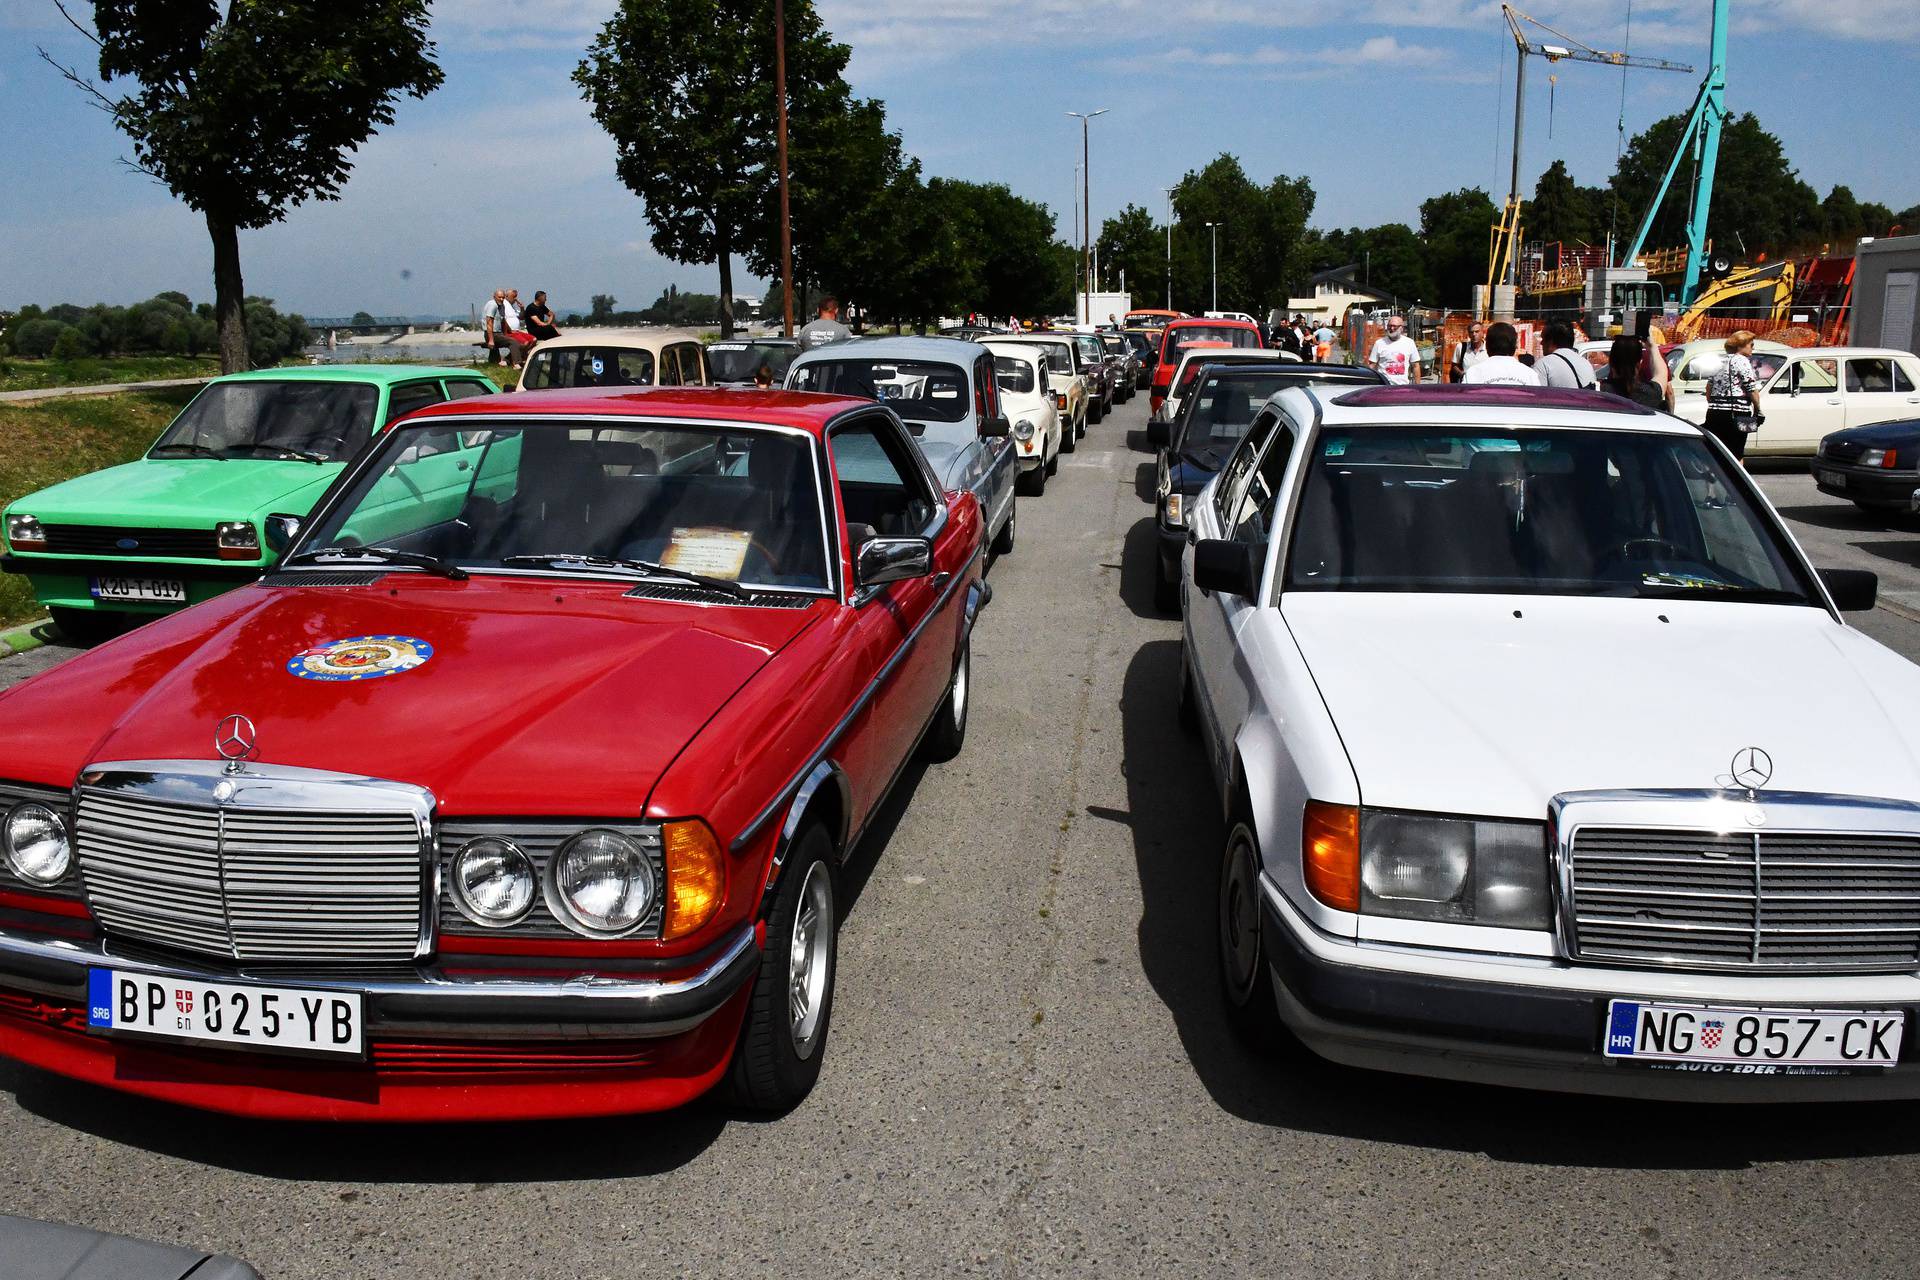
xmin=1704 ymin=329 xmax=1764 ymax=461
xmin=1601 ymin=336 xmax=1664 ymax=409
xmin=1449 ymin=321 xmax=1488 ymax=382
xmin=523 ymin=290 xmax=562 ymax=342
xmin=482 ymin=289 xmax=510 ymax=365
xmin=1461 ymin=322 xmax=1539 ymax=385
xmin=1536 ymin=321 xmax=1597 ymax=390
xmin=799 ymin=296 xmax=851 ymax=351
xmin=1367 ymin=316 xmax=1421 ymax=384
xmin=1313 ymin=319 xmax=1336 ymax=362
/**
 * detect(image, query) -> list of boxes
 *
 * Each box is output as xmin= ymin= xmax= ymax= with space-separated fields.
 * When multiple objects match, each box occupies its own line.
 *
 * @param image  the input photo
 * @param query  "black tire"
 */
xmin=728 ymin=824 xmax=840 ymax=1114
xmin=1076 ymin=409 xmax=1088 ymax=439
xmin=1061 ymin=421 xmax=1077 ymax=453
xmin=1177 ymin=646 xmax=1199 ymax=733
xmin=1017 ymin=462 xmax=1046 ymax=497
xmin=992 ymin=503 xmax=1015 ymax=556
xmin=1045 ymin=444 xmax=1060 ymax=476
xmin=1088 ymin=398 xmax=1104 ymax=426
xmin=50 ymin=607 xmax=122 ymax=646
xmin=1219 ymin=817 xmax=1283 ymax=1049
xmin=922 ymin=640 xmax=970 ymax=762
xmin=1153 ymin=562 xmax=1179 ymax=614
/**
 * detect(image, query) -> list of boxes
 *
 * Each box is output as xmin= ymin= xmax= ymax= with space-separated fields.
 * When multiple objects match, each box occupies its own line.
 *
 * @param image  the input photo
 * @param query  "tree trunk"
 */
xmin=207 ymin=212 xmax=248 ymax=373
xmin=716 ymin=227 xmax=735 ymax=339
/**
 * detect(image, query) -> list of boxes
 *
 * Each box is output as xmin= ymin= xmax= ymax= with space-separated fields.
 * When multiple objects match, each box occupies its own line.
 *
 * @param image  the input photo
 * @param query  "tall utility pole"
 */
xmin=1492 ymin=4 xmax=1690 ymax=295
xmin=1067 ymin=109 xmax=1107 ymax=324
xmin=1206 ymin=222 xmax=1219 ymax=312
xmin=775 ymin=0 xmax=794 ymax=337
xmin=1164 ymin=188 xmax=1174 ymax=310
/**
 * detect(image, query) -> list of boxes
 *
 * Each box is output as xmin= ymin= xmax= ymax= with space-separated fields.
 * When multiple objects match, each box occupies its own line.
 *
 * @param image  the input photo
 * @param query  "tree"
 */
xmin=12 ymin=320 xmax=69 ymax=359
xmin=577 ymin=0 xmax=848 ymax=338
xmin=50 ymin=1 xmax=443 ymax=372
xmin=1419 ymin=187 xmax=1499 ymax=310
xmin=1100 ymin=205 xmax=1167 ymax=308
xmin=1610 ymin=111 xmax=1820 ymax=256
xmin=1169 ymin=155 xmax=1315 ymax=318
xmin=1528 ymin=160 xmax=1608 ymax=246
xmin=588 ymin=295 xmax=619 ymax=324
xmin=349 ymin=310 xmax=376 ymax=327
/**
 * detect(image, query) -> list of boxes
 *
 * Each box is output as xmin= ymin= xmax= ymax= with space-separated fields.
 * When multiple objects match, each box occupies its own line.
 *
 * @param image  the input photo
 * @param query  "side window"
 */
xmin=681 ymin=344 xmax=708 ymax=385
xmin=1226 ymin=426 xmax=1298 ymax=544
xmin=384 ymin=381 xmax=445 ymax=426
xmin=1846 ymin=358 xmax=1895 ymax=393
xmin=442 ymin=379 xmax=492 ymax=400
xmin=1214 ymin=410 xmax=1280 ymax=525
xmin=1775 ymin=358 xmax=1838 ymax=393
xmin=1898 ymin=363 xmax=1917 ymax=394
xmin=830 ymin=415 xmax=938 ymax=543
xmin=974 ymin=356 xmax=999 ymax=419
xmin=658 ymin=348 xmax=682 ymax=387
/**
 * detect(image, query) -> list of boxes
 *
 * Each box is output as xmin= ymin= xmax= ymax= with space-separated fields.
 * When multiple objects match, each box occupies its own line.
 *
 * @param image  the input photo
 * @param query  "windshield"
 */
xmin=994 ymin=356 xmax=1037 ymax=395
xmin=523 ymin=346 xmax=655 ymax=389
xmin=708 ymin=341 xmax=797 ymax=384
xmin=789 ymin=359 xmax=969 ymax=422
xmin=1073 ymin=335 xmax=1105 ymax=363
xmin=299 ymin=421 xmax=830 ymax=590
xmin=1164 ymin=325 xmax=1261 ymax=356
xmin=1180 ymin=374 xmax=1316 ymax=454
xmin=1101 ymin=335 xmax=1126 ymax=355
xmin=151 ymin=381 xmax=378 ymax=462
xmin=1026 ymin=341 xmax=1074 ymax=375
xmin=1125 ymin=332 xmax=1156 ymax=355
xmin=1284 ymin=426 xmax=1816 ymax=604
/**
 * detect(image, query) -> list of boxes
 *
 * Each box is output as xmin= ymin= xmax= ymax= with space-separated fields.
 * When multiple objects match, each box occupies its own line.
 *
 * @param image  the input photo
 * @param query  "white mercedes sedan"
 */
xmin=1180 ymin=383 xmax=1920 ymax=1100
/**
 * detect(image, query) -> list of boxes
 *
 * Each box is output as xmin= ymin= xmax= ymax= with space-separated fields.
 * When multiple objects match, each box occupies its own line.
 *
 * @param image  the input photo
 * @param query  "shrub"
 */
xmin=12 ymin=319 xmax=69 ymax=358
xmin=49 ymin=329 xmax=89 ymax=362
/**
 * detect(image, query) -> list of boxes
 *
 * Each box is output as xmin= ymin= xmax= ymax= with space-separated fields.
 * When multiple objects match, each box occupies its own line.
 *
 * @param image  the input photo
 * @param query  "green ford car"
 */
xmin=1 ymin=365 xmax=495 ymax=640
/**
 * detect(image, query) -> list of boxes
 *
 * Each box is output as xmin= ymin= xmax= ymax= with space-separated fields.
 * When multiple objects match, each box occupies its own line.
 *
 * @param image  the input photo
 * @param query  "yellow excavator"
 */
xmin=1664 ymin=258 xmax=1796 ymax=342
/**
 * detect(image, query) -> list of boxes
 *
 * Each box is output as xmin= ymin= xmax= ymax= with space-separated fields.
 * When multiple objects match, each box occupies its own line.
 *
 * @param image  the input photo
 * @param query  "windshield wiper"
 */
xmin=149 ymin=442 xmax=227 ymax=461
xmin=242 ymin=443 xmax=329 ymax=464
xmin=500 ymin=553 xmax=748 ymax=599
xmin=1631 ymin=580 xmax=1806 ymax=604
xmin=286 ymin=544 xmax=468 ymax=580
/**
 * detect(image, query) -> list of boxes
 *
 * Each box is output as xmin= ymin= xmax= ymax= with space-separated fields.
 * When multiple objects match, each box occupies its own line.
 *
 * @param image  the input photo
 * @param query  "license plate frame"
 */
xmin=1604 ymin=999 xmax=1903 ymax=1072
xmin=86 ymin=968 xmax=366 ymax=1059
xmin=1815 ymin=468 xmax=1847 ymax=490
xmin=89 ymin=575 xmax=187 ymax=603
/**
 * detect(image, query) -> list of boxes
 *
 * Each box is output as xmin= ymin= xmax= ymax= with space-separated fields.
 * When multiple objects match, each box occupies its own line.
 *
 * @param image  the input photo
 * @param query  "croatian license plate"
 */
xmin=1604 ymin=1000 xmax=1902 ymax=1070
xmin=89 ymin=576 xmax=185 ymax=603
xmin=1815 ymin=468 xmax=1847 ymax=490
xmin=87 ymin=968 xmax=364 ymax=1057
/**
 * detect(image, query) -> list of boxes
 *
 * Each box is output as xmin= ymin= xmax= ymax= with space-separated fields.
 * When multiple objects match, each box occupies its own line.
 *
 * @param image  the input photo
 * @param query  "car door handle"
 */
xmin=1826 ymin=398 xmax=1842 ymax=405
xmin=932 ymin=572 xmax=952 ymax=592
xmin=456 ymin=460 xmax=470 ymax=471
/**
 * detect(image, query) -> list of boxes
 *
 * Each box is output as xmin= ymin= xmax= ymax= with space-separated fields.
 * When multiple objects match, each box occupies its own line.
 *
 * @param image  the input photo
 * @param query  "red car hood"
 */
xmin=0 ymin=578 xmax=824 ymax=817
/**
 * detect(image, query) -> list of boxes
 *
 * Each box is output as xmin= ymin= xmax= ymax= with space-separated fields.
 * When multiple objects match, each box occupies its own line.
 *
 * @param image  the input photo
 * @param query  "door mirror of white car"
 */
xmin=1192 ymin=538 xmax=1261 ymax=600
xmin=1820 ymin=568 xmax=1878 ymax=612
xmin=979 ymin=414 xmax=1011 ymax=439
xmin=856 ymin=536 xmax=934 ymax=590
xmin=1147 ymin=420 xmax=1171 ymax=447
xmin=263 ymin=513 xmax=302 ymax=555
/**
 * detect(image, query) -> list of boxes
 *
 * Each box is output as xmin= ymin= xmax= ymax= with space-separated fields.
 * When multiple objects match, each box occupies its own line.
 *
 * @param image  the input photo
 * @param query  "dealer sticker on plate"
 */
xmin=88 ymin=968 xmax=364 ymax=1057
xmin=1604 ymin=999 xmax=1903 ymax=1071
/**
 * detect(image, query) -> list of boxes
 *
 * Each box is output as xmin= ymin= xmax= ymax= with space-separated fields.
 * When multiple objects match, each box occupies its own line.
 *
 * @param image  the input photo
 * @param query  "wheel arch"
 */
xmin=759 ymin=759 xmax=852 ymax=916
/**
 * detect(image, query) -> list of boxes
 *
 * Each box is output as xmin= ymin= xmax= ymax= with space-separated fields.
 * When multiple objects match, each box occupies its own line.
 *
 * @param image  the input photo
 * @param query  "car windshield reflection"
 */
xmin=149 ymin=381 xmax=378 ymax=463
xmin=296 ymin=421 xmax=831 ymax=591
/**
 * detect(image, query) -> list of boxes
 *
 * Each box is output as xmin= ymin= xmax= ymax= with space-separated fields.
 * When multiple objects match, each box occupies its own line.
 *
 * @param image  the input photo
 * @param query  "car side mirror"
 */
xmin=979 ymin=414 xmax=1011 ymax=439
xmin=1193 ymin=538 xmax=1262 ymax=600
xmin=1820 ymin=567 xmax=1878 ymax=612
xmin=1147 ymin=420 xmax=1170 ymax=446
xmin=264 ymin=513 xmax=302 ymax=555
xmin=856 ymin=536 xmax=933 ymax=590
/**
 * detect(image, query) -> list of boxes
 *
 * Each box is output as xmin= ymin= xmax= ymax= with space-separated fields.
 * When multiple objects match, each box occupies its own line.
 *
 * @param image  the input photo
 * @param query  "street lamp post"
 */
xmin=775 ymin=0 xmax=794 ymax=337
xmin=1163 ymin=187 xmax=1173 ymax=311
xmin=1067 ymin=109 xmax=1108 ymax=324
xmin=1205 ymin=222 xmax=1220 ymax=313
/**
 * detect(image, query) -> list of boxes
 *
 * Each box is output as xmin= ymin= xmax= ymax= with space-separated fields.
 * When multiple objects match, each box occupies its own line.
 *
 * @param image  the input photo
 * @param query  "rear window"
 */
xmin=789 ymin=359 xmax=970 ymax=422
xmin=1162 ymin=325 xmax=1261 ymax=360
xmin=994 ymin=356 xmax=1036 ymax=395
xmin=524 ymin=346 xmax=655 ymax=388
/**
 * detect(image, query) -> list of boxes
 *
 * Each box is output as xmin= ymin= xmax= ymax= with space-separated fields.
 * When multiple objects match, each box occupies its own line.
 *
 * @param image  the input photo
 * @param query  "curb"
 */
xmin=0 ymin=619 xmax=52 ymax=656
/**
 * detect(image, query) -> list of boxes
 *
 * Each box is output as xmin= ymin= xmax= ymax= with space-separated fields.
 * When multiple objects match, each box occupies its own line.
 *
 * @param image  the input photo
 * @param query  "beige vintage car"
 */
xmin=517 ymin=329 xmax=710 ymax=391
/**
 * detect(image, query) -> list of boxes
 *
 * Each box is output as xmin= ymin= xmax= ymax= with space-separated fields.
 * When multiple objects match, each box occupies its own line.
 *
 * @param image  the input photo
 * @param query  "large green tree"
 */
xmin=49 ymin=0 xmax=442 ymax=372
xmin=1528 ymin=160 xmax=1611 ymax=246
xmin=577 ymin=0 xmax=847 ymax=336
xmin=1168 ymin=155 xmax=1314 ymax=317
xmin=1610 ymin=111 xmax=1820 ymax=256
xmin=1098 ymin=204 xmax=1167 ymax=310
xmin=1419 ymin=187 xmax=1497 ymax=310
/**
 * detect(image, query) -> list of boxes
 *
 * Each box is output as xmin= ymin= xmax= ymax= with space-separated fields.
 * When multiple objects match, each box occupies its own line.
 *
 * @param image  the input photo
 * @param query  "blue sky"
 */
xmin=1 ymin=0 xmax=1914 ymax=318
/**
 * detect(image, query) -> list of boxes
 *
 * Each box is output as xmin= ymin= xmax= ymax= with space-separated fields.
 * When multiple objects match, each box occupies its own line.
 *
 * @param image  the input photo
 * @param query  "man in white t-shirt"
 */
xmin=1461 ymin=322 xmax=1539 ymax=386
xmin=1537 ymin=321 xmax=1596 ymax=390
xmin=1367 ymin=316 xmax=1421 ymax=384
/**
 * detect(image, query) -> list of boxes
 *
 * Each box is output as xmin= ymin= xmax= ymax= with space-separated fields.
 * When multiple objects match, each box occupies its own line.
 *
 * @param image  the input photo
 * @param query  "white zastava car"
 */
xmin=1181 ymin=383 xmax=1920 ymax=1100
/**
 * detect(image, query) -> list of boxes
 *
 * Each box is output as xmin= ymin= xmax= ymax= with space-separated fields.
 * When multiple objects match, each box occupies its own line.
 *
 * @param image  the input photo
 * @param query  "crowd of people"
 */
xmin=480 ymin=287 xmax=562 ymax=367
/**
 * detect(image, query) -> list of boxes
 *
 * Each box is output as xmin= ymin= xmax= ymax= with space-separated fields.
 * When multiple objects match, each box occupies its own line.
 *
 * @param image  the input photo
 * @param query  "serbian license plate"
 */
xmin=89 ymin=575 xmax=186 ymax=603
xmin=1815 ymin=468 xmax=1847 ymax=490
xmin=87 ymin=968 xmax=364 ymax=1057
xmin=1604 ymin=1000 xmax=1903 ymax=1070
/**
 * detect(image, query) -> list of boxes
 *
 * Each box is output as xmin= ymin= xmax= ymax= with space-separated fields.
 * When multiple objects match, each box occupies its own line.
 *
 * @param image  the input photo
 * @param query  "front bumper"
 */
xmin=1262 ymin=888 xmax=1920 ymax=1101
xmin=1811 ymin=462 xmax=1920 ymax=508
xmin=0 ymin=920 xmax=761 ymax=1120
xmin=1 ymin=554 xmax=263 ymax=613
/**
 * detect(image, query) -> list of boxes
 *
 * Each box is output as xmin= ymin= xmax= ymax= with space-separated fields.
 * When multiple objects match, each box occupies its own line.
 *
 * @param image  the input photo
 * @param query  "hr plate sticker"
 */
xmin=287 ymin=634 xmax=433 ymax=682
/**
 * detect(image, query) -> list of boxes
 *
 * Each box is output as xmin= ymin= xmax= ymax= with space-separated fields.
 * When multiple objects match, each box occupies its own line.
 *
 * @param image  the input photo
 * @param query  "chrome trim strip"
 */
xmin=761 ymin=760 xmax=849 ymax=907
xmin=731 ymin=547 xmax=978 ymax=854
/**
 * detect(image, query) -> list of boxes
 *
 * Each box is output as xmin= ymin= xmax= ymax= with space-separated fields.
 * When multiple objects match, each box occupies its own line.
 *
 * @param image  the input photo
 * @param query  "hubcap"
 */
xmin=1220 ymin=827 xmax=1261 ymax=1000
xmin=787 ymin=861 xmax=835 ymax=1059
xmin=951 ymin=649 xmax=970 ymax=731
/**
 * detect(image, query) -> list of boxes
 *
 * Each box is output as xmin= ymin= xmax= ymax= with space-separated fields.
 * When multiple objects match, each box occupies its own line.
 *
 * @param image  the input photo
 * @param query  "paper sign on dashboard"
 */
xmin=662 ymin=527 xmax=752 ymax=579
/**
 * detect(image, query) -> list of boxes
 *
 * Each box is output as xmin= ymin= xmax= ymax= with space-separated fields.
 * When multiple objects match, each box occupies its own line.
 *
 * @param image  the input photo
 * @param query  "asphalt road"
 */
xmin=4 ymin=395 xmax=1920 ymax=1279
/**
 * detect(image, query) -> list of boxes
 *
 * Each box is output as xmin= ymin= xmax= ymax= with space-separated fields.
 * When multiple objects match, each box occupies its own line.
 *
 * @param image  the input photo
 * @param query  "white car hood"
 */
xmin=1281 ymin=592 xmax=1920 ymax=819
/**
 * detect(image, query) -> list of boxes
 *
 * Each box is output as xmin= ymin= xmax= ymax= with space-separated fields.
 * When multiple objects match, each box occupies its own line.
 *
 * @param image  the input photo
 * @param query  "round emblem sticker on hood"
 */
xmin=287 ymin=635 xmax=433 ymax=682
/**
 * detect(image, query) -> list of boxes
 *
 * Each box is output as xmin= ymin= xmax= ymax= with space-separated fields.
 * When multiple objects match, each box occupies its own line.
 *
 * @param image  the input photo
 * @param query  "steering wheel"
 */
xmin=1610 ymin=537 xmax=1692 ymax=563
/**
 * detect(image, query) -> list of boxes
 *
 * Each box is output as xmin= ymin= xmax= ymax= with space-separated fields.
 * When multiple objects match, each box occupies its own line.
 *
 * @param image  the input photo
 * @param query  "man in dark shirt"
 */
xmin=524 ymin=290 xmax=562 ymax=342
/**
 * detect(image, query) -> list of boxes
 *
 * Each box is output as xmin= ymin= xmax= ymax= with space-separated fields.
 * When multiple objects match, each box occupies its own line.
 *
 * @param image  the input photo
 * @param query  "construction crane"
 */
xmin=1488 ymin=5 xmax=1692 ymax=303
xmin=1617 ymin=0 xmax=1730 ymax=307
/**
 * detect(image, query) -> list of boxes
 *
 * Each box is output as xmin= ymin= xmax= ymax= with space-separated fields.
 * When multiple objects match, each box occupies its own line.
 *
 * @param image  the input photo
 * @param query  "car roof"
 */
xmin=992 ymin=332 xmax=1075 ymax=346
xmin=528 ymin=329 xmax=702 ymax=353
xmin=1164 ymin=317 xmax=1261 ymax=331
xmin=402 ymin=385 xmax=875 ymax=437
xmin=1201 ymin=362 xmax=1377 ymax=381
xmin=982 ymin=341 xmax=1043 ymax=361
xmin=1772 ymin=346 xmax=1915 ymax=359
xmin=789 ymin=334 xmax=985 ymax=363
xmin=217 ymin=364 xmax=487 ymax=386
xmin=1301 ymin=384 xmax=1692 ymax=434
xmin=711 ymin=336 xmax=799 ymax=347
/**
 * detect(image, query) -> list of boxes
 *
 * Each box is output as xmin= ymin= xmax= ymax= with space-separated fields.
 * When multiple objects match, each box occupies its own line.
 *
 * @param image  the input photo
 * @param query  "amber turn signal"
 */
xmin=661 ymin=819 xmax=725 ymax=940
xmin=1302 ymin=801 xmax=1360 ymax=912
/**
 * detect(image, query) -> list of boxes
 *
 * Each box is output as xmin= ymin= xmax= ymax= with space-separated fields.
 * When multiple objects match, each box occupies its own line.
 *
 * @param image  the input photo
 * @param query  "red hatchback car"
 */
xmin=1150 ymin=318 xmax=1265 ymax=415
xmin=0 ymin=387 xmax=987 ymax=1120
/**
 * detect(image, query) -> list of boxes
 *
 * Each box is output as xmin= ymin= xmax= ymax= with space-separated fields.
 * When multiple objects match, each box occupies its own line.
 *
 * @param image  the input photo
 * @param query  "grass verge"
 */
xmin=0 ymin=355 xmax=221 ymax=393
xmin=0 ymin=387 xmax=199 ymax=626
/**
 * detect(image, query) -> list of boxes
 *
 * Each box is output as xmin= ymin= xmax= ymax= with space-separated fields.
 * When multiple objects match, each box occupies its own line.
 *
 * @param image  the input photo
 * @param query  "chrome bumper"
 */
xmin=0 ymin=924 xmax=760 ymax=1040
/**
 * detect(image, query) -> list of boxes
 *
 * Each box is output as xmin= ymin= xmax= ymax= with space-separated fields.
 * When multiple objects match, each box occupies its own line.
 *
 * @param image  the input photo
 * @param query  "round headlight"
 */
xmin=1014 ymin=419 xmax=1035 ymax=441
xmin=548 ymin=829 xmax=656 ymax=935
xmin=451 ymin=837 xmax=535 ymax=924
xmin=5 ymin=803 xmax=71 ymax=885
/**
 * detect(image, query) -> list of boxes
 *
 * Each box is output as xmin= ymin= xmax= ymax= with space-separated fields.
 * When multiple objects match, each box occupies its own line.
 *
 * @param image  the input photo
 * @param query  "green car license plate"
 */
xmin=90 ymin=575 xmax=186 ymax=603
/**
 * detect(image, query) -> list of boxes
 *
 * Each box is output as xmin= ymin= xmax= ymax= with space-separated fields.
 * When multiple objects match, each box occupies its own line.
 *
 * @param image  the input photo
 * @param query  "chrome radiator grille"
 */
xmin=77 ymin=788 xmax=425 ymax=964
xmin=1567 ymin=826 xmax=1920 ymax=971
